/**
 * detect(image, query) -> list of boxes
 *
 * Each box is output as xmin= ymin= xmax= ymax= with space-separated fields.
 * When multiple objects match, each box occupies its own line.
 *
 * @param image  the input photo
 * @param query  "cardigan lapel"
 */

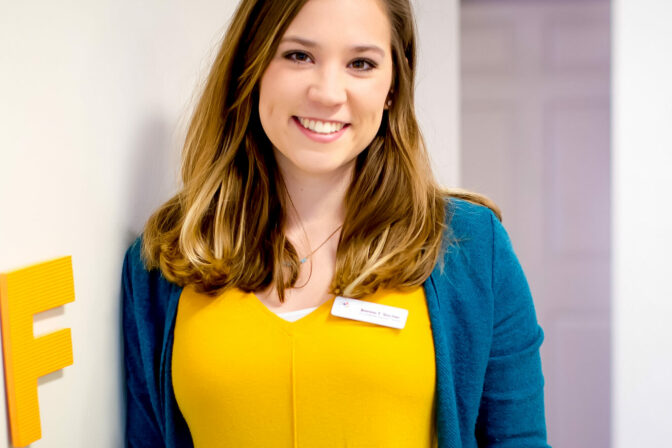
xmin=159 ymin=281 xmax=195 ymax=448
xmin=425 ymin=271 xmax=462 ymax=447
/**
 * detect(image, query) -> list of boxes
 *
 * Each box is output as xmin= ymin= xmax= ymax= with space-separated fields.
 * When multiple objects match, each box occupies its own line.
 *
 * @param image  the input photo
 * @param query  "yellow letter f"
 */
xmin=0 ymin=256 xmax=75 ymax=447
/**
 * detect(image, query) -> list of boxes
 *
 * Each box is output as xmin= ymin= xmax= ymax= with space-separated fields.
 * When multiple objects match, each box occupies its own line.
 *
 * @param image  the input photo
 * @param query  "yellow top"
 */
xmin=172 ymin=285 xmax=437 ymax=448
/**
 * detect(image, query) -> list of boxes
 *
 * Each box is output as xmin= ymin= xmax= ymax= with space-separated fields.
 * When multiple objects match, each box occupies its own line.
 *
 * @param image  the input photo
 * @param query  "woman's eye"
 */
xmin=349 ymin=59 xmax=376 ymax=71
xmin=282 ymin=52 xmax=376 ymax=71
xmin=284 ymin=51 xmax=313 ymax=64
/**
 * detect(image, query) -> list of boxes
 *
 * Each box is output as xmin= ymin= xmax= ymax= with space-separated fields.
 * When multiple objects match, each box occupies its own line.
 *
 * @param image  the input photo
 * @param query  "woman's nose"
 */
xmin=307 ymin=66 xmax=347 ymax=107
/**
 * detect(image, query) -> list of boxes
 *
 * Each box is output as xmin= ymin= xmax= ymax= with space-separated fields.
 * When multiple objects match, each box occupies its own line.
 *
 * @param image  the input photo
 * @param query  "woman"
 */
xmin=122 ymin=0 xmax=550 ymax=446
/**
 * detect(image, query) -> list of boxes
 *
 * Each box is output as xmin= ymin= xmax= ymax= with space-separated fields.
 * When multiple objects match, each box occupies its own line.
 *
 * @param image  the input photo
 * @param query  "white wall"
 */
xmin=414 ymin=0 xmax=460 ymax=186
xmin=0 ymin=1 xmax=457 ymax=446
xmin=0 ymin=1 xmax=236 ymax=445
xmin=612 ymin=0 xmax=672 ymax=445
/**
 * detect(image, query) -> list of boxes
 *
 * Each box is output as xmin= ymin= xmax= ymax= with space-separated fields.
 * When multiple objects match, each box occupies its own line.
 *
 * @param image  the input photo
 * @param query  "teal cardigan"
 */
xmin=122 ymin=198 xmax=550 ymax=447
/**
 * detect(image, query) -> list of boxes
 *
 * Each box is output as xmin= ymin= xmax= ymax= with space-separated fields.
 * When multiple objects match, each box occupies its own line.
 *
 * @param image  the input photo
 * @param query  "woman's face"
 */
xmin=258 ymin=0 xmax=394 ymax=178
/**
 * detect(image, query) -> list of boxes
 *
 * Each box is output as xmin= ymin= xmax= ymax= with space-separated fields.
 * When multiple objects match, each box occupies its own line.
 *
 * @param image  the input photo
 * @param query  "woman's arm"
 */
xmin=475 ymin=212 xmax=550 ymax=447
xmin=122 ymin=240 xmax=165 ymax=447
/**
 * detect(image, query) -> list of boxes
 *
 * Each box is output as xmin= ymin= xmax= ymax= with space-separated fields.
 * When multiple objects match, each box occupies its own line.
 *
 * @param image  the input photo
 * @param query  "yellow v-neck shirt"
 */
xmin=172 ymin=285 xmax=438 ymax=447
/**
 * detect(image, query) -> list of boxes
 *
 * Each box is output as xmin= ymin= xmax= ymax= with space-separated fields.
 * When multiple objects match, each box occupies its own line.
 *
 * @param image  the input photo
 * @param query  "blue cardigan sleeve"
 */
xmin=475 ymin=211 xmax=550 ymax=447
xmin=122 ymin=238 xmax=194 ymax=448
xmin=122 ymin=239 xmax=166 ymax=447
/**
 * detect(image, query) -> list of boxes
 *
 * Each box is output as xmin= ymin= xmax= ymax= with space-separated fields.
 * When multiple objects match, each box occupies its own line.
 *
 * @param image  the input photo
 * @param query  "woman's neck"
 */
xmin=277 ymin=159 xmax=352 ymax=231
xmin=258 ymin=151 xmax=352 ymax=308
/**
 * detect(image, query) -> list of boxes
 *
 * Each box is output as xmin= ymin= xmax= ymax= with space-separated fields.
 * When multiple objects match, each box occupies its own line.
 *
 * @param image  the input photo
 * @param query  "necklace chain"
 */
xmin=297 ymin=224 xmax=343 ymax=264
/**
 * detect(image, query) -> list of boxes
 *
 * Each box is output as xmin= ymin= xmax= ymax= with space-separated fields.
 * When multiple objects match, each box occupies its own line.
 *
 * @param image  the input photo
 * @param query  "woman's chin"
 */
xmin=277 ymin=153 xmax=357 ymax=179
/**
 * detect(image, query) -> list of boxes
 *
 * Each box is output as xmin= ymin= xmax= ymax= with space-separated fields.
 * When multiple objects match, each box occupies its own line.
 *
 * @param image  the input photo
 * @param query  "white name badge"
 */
xmin=331 ymin=296 xmax=409 ymax=329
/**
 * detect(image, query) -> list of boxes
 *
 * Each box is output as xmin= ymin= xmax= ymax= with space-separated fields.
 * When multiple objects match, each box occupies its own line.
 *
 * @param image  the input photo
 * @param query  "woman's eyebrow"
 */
xmin=280 ymin=36 xmax=386 ymax=57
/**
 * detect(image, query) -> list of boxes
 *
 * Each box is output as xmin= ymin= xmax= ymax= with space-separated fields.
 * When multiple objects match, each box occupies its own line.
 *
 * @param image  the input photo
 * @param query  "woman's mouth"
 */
xmin=292 ymin=116 xmax=350 ymax=143
xmin=294 ymin=116 xmax=349 ymax=135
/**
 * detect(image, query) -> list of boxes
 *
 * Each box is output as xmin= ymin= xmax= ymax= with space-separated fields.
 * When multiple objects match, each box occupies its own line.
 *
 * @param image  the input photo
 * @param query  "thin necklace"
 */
xmin=297 ymin=224 xmax=343 ymax=264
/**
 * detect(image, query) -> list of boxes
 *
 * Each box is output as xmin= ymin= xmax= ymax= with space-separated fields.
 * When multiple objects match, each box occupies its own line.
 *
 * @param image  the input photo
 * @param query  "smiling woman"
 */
xmin=122 ymin=0 xmax=550 ymax=447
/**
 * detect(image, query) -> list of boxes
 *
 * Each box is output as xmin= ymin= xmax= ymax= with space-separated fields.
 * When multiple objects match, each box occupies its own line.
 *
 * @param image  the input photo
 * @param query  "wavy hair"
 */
xmin=141 ymin=0 xmax=498 ymax=300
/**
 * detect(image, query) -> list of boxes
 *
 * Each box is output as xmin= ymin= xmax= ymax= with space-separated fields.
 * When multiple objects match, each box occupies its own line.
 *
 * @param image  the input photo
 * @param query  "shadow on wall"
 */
xmin=124 ymin=113 xmax=179 ymax=246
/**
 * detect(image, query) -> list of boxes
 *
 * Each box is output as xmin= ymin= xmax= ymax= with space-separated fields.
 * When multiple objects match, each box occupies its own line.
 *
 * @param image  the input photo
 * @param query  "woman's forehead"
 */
xmin=281 ymin=0 xmax=392 ymax=50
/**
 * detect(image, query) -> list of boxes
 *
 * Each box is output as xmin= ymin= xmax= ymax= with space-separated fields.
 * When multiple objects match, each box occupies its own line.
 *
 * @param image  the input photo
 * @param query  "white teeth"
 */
xmin=298 ymin=117 xmax=345 ymax=134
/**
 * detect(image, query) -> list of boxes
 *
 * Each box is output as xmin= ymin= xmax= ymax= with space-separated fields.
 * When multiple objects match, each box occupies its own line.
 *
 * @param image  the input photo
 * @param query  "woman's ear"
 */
xmin=384 ymin=90 xmax=393 ymax=110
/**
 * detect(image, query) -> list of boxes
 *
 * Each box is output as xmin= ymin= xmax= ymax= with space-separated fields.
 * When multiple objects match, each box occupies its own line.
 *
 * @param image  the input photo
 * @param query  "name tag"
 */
xmin=331 ymin=296 xmax=408 ymax=329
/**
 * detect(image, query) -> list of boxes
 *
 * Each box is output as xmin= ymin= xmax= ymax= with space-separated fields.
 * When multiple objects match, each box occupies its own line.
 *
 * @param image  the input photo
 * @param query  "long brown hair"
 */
xmin=141 ymin=0 xmax=496 ymax=300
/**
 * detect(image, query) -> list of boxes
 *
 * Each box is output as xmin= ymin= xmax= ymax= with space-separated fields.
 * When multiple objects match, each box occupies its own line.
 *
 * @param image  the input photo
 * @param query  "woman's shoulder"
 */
xmin=444 ymin=188 xmax=501 ymax=220
xmin=123 ymin=236 xmax=146 ymax=279
xmin=121 ymin=235 xmax=182 ymax=322
xmin=438 ymin=193 xmax=520 ymax=289
xmin=444 ymin=193 xmax=501 ymax=247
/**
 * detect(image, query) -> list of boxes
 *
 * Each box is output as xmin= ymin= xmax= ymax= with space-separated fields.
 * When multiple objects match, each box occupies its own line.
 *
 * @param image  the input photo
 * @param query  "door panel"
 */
xmin=460 ymin=1 xmax=611 ymax=446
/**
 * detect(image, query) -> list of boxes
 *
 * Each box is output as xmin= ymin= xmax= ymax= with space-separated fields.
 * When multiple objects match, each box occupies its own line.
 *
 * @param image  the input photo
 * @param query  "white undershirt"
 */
xmin=274 ymin=306 xmax=319 ymax=322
